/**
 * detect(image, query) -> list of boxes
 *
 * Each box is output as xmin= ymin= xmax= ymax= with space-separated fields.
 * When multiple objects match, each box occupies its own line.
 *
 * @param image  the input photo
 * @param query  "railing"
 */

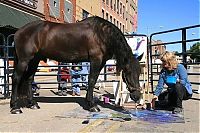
xmin=149 ymin=24 xmax=200 ymax=92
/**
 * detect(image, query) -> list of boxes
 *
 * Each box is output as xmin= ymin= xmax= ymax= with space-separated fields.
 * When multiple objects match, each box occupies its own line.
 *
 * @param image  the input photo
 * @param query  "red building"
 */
xmin=44 ymin=0 xmax=76 ymax=23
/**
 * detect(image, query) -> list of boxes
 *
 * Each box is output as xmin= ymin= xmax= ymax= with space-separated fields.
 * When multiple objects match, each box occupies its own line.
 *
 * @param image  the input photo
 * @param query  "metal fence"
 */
xmin=148 ymin=24 xmax=200 ymax=92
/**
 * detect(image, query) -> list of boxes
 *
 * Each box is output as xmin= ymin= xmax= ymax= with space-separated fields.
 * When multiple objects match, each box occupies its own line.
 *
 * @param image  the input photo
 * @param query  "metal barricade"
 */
xmin=0 ymin=33 xmax=8 ymax=98
xmin=149 ymin=24 xmax=200 ymax=92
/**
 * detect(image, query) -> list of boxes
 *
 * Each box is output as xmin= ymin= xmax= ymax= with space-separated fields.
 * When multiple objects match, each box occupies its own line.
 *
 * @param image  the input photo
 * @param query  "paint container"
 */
xmin=146 ymin=103 xmax=151 ymax=109
xmin=104 ymin=96 xmax=110 ymax=104
xmin=82 ymin=119 xmax=89 ymax=124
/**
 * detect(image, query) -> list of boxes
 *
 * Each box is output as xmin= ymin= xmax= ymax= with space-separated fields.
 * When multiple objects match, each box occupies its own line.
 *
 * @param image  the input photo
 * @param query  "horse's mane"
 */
xmin=81 ymin=16 xmax=135 ymax=72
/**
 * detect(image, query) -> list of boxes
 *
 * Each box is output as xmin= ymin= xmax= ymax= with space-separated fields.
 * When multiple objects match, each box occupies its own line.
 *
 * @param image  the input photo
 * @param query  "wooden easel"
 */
xmin=113 ymin=62 xmax=149 ymax=108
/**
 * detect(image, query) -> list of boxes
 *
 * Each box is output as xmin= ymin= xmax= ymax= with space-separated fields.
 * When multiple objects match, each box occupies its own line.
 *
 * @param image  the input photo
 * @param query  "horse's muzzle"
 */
xmin=129 ymin=90 xmax=142 ymax=103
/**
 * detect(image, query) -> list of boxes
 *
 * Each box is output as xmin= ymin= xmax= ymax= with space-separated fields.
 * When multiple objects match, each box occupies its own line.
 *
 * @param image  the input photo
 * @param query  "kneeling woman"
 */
xmin=151 ymin=51 xmax=192 ymax=114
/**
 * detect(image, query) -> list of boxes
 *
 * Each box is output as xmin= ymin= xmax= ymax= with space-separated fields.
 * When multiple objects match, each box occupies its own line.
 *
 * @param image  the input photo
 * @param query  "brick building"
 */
xmin=76 ymin=0 xmax=138 ymax=33
xmin=0 ymin=0 xmax=137 ymax=35
xmin=0 ymin=0 xmax=138 ymax=58
xmin=44 ymin=0 xmax=75 ymax=23
xmin=0 ymin=0 xmax=75 ymax=34
xmin=151 ymin=40 xmax=166 ymax=62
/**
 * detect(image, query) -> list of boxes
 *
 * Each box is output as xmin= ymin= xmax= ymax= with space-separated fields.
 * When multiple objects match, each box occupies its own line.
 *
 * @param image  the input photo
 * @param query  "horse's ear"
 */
xmin=136 ymin=53 xmax=144 ymax=61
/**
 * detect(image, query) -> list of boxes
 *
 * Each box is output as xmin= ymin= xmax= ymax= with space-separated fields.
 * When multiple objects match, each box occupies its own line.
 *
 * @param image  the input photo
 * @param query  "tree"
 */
xmin=188 ymin=42 xmax=200 ymax=62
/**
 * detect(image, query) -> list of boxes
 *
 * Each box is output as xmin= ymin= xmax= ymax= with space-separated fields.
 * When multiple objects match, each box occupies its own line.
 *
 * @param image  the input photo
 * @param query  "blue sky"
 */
xmin=137 ymin=0 xmax=200 ymax=52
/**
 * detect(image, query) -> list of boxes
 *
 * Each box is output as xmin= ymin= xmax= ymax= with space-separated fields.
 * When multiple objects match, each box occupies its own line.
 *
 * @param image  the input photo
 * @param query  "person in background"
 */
xmin=151 ymin=51 xmax=192 ymax=114
xmin=32 ymin=81 xmax=40 ymax=96
xmin=81 ymin=62 xmax=90 ymax=89
xmin=58 ymin=65 xmax=71 ymax=96
xmin=71 ymin=63 xmax=82 ymax=96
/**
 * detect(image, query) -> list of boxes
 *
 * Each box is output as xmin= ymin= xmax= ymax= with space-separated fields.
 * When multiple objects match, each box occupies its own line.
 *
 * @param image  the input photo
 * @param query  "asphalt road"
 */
xmin=0 ymin=85 xmax=199 ymax=132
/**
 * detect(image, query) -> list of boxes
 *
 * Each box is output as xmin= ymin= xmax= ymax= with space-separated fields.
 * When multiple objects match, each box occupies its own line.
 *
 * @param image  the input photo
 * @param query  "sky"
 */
xmin=137 ymin=0 xmax=200 ymax=52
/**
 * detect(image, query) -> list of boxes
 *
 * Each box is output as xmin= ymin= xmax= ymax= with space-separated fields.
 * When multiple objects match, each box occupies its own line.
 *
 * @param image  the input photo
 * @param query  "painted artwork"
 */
xmin=58 ymin=107 xmax=184 ymax=124
xmin=125 ymin=35 xmax=147 ymax=63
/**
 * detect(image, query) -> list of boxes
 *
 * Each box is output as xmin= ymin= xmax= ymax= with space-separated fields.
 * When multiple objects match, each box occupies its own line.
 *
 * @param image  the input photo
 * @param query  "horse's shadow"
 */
xmin=33 ymin=91 xmax=124 ymax=112
xmin=34 ymin=96 xmax=90 ymax=110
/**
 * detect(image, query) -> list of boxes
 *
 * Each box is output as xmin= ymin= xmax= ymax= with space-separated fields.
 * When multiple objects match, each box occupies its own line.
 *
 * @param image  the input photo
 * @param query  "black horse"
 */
xmin=11 ymin=16 xmax=142 ymax=114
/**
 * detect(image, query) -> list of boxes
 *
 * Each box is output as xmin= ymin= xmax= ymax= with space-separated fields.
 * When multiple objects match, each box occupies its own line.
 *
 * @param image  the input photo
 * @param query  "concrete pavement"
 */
xmin=0 ymin=87 xmax=199 ymax=132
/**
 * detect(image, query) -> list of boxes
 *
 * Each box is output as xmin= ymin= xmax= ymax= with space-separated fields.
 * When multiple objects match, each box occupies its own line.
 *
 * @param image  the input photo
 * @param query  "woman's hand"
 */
xmin=151 ymin=95 xmax=158 ymax=109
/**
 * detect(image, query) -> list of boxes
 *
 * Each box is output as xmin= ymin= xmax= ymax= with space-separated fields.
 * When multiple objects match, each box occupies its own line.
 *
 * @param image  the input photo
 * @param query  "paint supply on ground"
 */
xmin=123 ymin=102 xmax=146 ymax=109
xmin=104 ymin=96 xmax=110 ymax=103
xmin=110 ymin=118 xmax=125 ymax=122
xmin=82 ymin=119 xmax=90 ymax=124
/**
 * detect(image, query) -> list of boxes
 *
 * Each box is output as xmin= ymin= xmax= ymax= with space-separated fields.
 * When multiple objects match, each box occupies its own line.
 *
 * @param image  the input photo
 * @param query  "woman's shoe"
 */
xmin=62 ymin=90 xmax=67 ymax=96
xmin=72 ymin=91 xmax=75 ymax=96
xmin=75 ymin=93 xmax=80 ymax=96
xmin=58 ymin=90 xmax=63 ymax=96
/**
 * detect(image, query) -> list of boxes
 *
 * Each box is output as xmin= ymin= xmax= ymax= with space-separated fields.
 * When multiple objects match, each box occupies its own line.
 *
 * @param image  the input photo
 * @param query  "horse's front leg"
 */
xmin=25 ymin=75 xmax=40 ymax=109
xmin=23 ymin=58 xmax=41 ymax=109
xmin=10 ymin=71 xmax=22 ymax=114
xmin=10 ymin=61 xmax=28 ymax=114
xmin=86 ymin=62 xmax=102 ymax=112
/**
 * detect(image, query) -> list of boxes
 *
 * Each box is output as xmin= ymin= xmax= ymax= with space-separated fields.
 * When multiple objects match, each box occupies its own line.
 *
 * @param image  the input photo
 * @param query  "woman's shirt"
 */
xmin=71 ymin=68 xmax=82 ymax=79
xmin=154 ymin=64 xmax=193 ymax=96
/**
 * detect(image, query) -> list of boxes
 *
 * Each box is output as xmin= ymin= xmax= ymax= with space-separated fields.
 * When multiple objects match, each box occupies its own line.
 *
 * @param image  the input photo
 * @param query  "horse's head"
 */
xmin=121 ymin=58 xmax=142 ymax=103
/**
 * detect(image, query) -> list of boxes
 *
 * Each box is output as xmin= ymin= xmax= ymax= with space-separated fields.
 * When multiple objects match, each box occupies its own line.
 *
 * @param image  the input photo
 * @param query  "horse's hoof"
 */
xmin=10 ymin=108 xmax=23 ymax=114
xmin=30 ymin=104 xmax=40 ymax=110
xmin=89 ymin=106 xmax=100 ymax=112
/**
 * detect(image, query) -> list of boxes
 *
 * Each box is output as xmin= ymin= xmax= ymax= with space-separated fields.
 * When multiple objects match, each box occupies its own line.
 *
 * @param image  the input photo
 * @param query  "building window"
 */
xmin=117 ymin=0 xmax=119 ymax=13
xmin=106 ymin=13 xmax=108 ymax=20
xmin=120 ymin=2 xmax=122 ymax=14
xmin=106 ymin=0 xmax=109 ymax=5
xmin=110 ymin=15 xmax=112 ymax=23
xmin=49 ymin=0 xmax=60 ymax=18
xmin=114 ymin=1 xmax=116 ymax=11
xmin=114 ymin=18 xmax=116 ymax=25
xmin=102 ymin=0 xmax=105 ymax=3
xmin=64 ymin=0 xmax=73 ymax=23
xmin=123 ymin=5 xmax=125 ymax=19
xmin=110 ymin=0 xmax=113 ymax=9
xmin=102 ymin=9 xmax=105 ymax=18
xmin=83 ymin=10 xmax=89 ymax=19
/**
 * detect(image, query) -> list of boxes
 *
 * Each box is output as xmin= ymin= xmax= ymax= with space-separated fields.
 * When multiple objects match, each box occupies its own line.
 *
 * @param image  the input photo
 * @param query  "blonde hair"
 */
xmin=160 ymin=51 xmax=178 ymax=69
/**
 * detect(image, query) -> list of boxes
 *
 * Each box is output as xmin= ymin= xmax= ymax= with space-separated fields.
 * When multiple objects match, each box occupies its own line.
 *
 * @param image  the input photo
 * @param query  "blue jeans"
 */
xmin=158 ymin=83 xmax=192 ymax=108
xmin=72 ymin=77 xmax=81 ymax=94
